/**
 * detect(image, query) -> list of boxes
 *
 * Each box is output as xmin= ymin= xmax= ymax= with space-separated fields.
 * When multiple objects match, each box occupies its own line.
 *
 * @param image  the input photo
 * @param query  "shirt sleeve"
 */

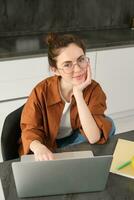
xmin=19 ymin=88 xmax=47 ymax=155
xmin=86 ymin=83 xmax=112 ymax=144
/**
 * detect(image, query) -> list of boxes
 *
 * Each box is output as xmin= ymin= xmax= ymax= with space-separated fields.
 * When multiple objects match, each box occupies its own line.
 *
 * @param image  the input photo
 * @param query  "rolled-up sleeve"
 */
xmin=19 ymin=88 xmax=47 ymax=155
xmin=88 ymin=83 xmax=112 ymax=144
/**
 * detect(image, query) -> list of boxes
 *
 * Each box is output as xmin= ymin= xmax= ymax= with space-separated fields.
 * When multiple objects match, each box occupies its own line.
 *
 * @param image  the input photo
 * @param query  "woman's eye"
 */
xmin=63 ymin=63 xmax=71 ymax=68
xmin=79 ymin=57 xmax=85 ymax=62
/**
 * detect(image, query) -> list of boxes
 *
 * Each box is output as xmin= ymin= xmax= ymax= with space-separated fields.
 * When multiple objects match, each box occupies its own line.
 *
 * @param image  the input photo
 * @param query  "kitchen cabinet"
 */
xmin=0 ymin=99 xmax=26 ymax=132
xmin=95 ymin=47 xmax=134 ymax=118
xmin=0 ymin=56 xmax=50 ymax=101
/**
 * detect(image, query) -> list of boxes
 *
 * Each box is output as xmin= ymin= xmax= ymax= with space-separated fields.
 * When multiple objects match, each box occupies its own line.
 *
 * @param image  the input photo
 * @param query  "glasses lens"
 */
xmin=78 ymin=56 xmax=89 ymax=68
xmin=63 ymin=63 xmax=73 ymax=74
xmin=62 ymin=57 xmax=89 ymax=74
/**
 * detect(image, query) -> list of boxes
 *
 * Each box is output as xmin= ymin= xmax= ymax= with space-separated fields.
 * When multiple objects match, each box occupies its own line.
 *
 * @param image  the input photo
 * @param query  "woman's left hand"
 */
xmin=73 ymin=64 xmax=92 ymax=96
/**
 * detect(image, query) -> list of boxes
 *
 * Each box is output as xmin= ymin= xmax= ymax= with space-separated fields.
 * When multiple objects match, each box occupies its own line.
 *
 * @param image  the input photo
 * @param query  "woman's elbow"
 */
xmin=87 ymin=134 xmax=101 ymax=144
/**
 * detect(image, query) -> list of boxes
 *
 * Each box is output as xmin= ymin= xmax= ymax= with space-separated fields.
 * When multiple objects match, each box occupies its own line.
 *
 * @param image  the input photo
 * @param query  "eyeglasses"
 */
xmin=58 ymin=56 xmax=90 ymax=74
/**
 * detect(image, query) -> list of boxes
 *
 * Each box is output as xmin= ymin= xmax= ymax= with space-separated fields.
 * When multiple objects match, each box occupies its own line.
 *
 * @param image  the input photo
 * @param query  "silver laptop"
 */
xmin=12 ymin=151 xmax=112 ymax=198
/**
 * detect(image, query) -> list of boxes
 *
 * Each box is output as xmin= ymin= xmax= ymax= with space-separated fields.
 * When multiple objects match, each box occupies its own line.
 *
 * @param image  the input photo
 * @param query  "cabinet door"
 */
xmin=0 ymin=57 xmax=50 ymax=101
xmin=86 ymin=51 xmax=96 ymax=79
xmin=95 ymin=47 xmax=134 ymax=116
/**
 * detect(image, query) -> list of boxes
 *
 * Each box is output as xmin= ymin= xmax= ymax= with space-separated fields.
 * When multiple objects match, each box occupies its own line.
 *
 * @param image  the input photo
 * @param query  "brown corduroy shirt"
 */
xmin=18 ymin=75 xmax=112 ymax=155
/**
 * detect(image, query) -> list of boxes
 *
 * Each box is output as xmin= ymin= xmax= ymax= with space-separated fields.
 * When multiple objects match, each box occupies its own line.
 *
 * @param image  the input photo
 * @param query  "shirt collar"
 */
xmin=46 ymin=76 xmax=63 ymax=106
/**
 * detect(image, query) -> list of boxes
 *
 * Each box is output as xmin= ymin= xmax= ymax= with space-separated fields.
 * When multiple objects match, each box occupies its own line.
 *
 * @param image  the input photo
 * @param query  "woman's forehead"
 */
xmin=56 ymin=43 xmax=84 ymax=64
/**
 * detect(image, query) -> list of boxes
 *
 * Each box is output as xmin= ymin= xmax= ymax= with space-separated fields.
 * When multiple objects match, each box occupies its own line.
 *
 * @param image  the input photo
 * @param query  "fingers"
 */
xmin=34 ymin=145 xmax=54 ymax=161
xmin=35 ymin=152 xmax=54 ymax=161
xmin=86 ymin=63 xmax=92 ymax=82
xmin=81 ymin=64 xmax=91 ymax=87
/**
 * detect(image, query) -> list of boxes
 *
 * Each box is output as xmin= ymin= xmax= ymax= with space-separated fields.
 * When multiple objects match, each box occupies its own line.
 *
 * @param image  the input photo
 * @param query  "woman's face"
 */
xmin=53 ymin=43 xmax=89 ymax=86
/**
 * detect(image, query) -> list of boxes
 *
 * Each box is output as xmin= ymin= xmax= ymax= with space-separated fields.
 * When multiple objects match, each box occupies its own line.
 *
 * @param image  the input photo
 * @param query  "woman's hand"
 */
xmin=30 ymin=140 xmax=54 ymax=161
xmin=73 ymin=64 xmax=92 ymax=97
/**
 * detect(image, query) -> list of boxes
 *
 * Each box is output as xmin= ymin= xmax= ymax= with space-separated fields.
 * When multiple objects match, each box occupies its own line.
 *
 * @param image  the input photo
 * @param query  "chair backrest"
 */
xmin=1 ymin=105 xmax=24 ymax=161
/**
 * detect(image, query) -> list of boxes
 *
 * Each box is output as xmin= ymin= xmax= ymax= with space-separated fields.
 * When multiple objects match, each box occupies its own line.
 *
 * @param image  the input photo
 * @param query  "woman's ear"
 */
xmin=50 ymin=66 xmax=60 ymax=76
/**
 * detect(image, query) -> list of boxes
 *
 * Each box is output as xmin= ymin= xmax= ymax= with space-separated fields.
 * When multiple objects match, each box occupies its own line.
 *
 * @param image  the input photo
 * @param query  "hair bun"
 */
xmin=46 ymin=33 xmax=59 ymax=46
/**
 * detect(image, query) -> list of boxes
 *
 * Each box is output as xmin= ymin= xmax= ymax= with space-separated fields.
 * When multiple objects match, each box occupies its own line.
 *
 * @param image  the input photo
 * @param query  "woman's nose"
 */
xmin=73 ymin=63 xmax=81 ymax=72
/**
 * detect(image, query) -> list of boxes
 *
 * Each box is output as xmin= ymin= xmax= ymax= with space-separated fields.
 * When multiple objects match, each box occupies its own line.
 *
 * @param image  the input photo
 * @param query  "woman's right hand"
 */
xmin=30 ymin=140 xmax=54 ymax=161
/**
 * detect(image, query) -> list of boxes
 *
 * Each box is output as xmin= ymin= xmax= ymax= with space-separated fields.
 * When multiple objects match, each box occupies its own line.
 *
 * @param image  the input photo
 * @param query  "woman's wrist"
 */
xmin=73 ymin=89 xmax=83 ymax=100
xmin=30 ymin=140 xmax=42 ymax=153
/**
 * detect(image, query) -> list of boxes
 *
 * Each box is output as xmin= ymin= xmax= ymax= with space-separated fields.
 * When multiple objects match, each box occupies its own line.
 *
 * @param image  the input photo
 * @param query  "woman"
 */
xmin=19 ymin=33 xmax=115 ymax=161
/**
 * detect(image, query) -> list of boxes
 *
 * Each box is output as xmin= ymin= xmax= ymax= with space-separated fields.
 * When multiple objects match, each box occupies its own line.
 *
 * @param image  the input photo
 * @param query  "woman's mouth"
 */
xmin=73 ymin=73 xmax=85 ymax=81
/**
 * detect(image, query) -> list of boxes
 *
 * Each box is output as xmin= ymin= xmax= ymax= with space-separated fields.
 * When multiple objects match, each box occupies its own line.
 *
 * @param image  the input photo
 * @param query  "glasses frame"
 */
xmin=57 ymin=56 xmax=90 ymax=74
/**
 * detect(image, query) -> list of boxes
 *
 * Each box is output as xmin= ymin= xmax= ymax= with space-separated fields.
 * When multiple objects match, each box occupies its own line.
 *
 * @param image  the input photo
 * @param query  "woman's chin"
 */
xmin=73 ymin=76 xmax=86 ymax=85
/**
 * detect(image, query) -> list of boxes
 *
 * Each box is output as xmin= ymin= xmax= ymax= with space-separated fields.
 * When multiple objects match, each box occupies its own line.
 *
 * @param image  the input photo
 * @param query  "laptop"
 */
xmin=12 ymin=151 xmax=112 ymax=198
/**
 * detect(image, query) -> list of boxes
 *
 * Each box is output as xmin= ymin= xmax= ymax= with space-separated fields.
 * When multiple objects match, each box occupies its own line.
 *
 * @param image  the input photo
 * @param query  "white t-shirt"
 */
xmin=56 ymin=88 xmax=72 ymax=139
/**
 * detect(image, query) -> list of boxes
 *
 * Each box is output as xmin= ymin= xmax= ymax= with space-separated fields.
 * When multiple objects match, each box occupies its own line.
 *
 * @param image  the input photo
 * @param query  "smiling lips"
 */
xmin=73 ymin=73 xmax=85 ymax=80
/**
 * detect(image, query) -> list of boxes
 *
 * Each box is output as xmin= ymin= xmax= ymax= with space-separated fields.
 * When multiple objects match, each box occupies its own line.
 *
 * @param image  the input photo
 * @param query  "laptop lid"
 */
xmin=12 ymin=151 xmax=112 ymax=198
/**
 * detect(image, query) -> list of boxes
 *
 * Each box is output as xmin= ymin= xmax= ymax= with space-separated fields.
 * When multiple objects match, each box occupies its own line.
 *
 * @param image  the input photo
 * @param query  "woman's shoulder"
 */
xmin=85 ymin=79 xmax=105 ymax=96
xmin=34 ymin=75 xmax=59 ymax=91
xmin=90 ymin=79 xmax=102 ymax=90
xmin=26 ymin=76 xmax=60 ymax=105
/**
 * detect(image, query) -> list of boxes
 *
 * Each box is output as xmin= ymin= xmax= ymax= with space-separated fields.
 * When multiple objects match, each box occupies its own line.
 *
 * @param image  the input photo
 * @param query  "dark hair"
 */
xmin=45 ymin=33 xmax=86 ymax=68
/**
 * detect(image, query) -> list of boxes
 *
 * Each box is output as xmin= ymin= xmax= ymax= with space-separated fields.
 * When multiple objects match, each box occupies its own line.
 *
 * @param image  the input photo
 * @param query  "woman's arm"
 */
xmin=73 ymin=65 xmax=101 ymax=144
xmin=20 ymin=87 xmax=54 ymax=160
xmin=74 ymin=91 xmax=101 ymax=144
xmin=30 ymin=140 xmax=54 ymax=161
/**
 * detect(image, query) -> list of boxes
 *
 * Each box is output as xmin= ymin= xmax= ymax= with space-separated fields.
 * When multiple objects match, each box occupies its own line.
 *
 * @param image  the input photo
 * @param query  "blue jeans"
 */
xmin=56 ymin=129 xmax=88 ymax=148
xmin=107 ymin=116 xmax=116 ymax=137
xmin=56 ymin=117 xmax=116 ymax=148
